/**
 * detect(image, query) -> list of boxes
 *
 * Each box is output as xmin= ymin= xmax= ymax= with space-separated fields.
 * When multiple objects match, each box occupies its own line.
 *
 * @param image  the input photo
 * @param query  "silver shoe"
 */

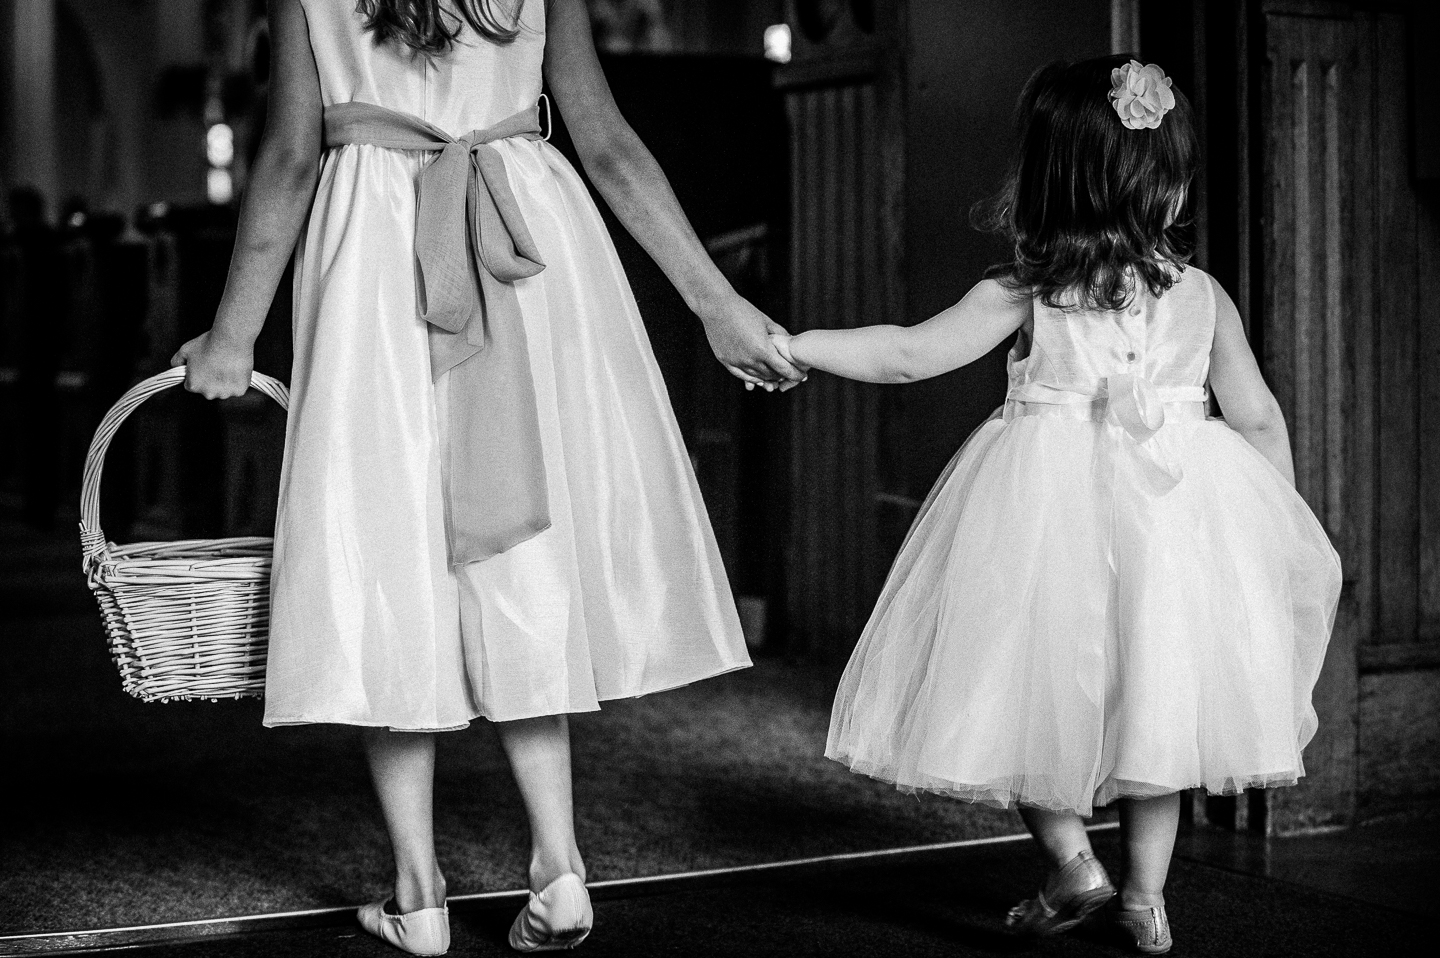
xmin=1006 ymin=849 xmax=1116 ymax=936
xmin=1114 ymin=903 xmax=1173 ymax=954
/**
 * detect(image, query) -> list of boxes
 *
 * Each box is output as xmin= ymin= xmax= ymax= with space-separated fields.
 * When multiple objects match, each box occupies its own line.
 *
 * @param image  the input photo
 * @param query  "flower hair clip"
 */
xmin=1109 ymin=60 xmax=1175 ymax=130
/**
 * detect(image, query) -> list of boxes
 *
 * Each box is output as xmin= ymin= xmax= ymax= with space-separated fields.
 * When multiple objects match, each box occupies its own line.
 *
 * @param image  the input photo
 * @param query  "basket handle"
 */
xmin=80 ymin=367 xmax=290 ymax=565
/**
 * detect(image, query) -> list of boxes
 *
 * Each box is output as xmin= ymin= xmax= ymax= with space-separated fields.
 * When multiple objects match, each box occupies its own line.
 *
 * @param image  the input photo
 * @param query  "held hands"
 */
xmin=170 ymin=329 xmax=256 ymax=400
xmin=768 ymin=332 xmax=808 ymax=375
xmin=698 ymin=294 xmax=806 ymax=393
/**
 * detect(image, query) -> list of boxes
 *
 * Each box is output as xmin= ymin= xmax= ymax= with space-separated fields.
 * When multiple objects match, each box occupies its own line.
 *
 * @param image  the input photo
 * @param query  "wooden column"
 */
xmin=1260 ymin=6 xmax=1363 ymax=832
xmin=778 ymin=4 xmax=893 ymax=655
xmin=2 ymin=0 xmax=58 ymax=203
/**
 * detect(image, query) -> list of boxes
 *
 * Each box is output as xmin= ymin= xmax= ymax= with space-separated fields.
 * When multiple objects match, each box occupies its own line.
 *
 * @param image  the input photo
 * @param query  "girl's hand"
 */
xmin=698 ymin=294 xmax=806 ymax=392
xmin=170 ymin=330 xmax=255 ymax=400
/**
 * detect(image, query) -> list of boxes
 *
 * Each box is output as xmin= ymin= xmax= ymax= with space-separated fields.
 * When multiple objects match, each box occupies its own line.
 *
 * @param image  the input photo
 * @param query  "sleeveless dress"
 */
xmin=263 ymin=0 xmax=750 ymax=731
xmin=826 ymin=267 xmax=1341 ymax=814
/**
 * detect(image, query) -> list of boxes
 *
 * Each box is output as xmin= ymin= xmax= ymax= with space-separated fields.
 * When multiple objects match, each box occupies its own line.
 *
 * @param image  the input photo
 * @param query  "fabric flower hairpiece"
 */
xmin=1109 ymin=60 xmax=1175 ymax=130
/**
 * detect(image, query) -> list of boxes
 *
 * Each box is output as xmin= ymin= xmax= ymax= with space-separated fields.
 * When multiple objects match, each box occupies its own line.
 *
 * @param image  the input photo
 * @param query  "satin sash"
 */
xmin=1003 ymin=376 xmax=1207 ymax=493
xmin=324 ymin=100 xmax=551 ymax=565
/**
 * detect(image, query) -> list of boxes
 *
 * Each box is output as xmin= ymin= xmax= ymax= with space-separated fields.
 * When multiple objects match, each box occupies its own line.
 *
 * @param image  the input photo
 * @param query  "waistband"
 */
xmin=1004 ymin=398 xmax=1207 ymax=423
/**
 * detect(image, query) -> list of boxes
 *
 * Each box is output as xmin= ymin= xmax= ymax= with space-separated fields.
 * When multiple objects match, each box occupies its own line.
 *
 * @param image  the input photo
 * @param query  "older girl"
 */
xmin=173 ymin=1 xmax=802 ymax=953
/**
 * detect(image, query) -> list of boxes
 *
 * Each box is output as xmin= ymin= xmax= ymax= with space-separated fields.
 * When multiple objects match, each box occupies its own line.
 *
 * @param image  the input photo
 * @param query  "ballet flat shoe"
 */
xmin=508 ymin=873 xmax=593 ymax=952
xmin=1006 ymin=850 xmax=1116 ymax=937
xmin=357 ymin=898 xmax=451 ymax=956
xmin=1114 ymin=903 xmax=1173 ymax=954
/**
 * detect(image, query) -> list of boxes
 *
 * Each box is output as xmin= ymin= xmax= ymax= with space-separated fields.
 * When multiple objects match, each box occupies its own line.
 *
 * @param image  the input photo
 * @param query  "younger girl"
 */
xmin=772 ymin=57 xmax=1340 ymax=954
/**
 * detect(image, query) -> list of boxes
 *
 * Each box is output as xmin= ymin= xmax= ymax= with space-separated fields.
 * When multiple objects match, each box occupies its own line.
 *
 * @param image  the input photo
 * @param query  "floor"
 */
xmin=12 ymin=823 xmax=1430 ymax=958
xmin=4 ymin=516 xmax=1436 ymax=957
xmin=2 ymin=515 xmax=1031 ymax=933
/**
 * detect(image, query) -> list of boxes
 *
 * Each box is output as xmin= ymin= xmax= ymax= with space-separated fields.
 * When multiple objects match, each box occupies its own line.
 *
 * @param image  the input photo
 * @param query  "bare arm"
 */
xmin=172 ymin=0 xmax=322 ymax=398
xmin=776 ymin=279 xmax=1030 ymax=384
xmin=542 ymin=0 xmax=801 ymax=389
xmin=1207 ymin=275 xmax=1296 ymax=484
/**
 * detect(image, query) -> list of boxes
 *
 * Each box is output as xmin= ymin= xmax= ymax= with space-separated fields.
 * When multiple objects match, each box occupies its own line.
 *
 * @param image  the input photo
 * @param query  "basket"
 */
xmin=79 ymin=366 xmax=290 ymax=702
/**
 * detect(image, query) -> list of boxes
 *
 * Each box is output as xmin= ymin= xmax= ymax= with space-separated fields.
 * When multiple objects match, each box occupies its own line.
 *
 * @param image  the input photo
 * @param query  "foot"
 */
xmin=1113 ymin=902 xmax=1173 ymax=954
xmin=358 ymin=898 xmax=451 ymax=956
xmin=509 ymin=873 xmax=593 ymax=953
xmin=1006 ymin=849 xmax=1116 ymax=937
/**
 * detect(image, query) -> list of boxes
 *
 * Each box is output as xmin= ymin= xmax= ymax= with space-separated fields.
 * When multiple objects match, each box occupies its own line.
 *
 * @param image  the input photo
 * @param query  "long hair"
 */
xmin=356 ymin=0 xmax=524 ymax=54
xmin=979 ymin=55 xmax=1198 ymax=312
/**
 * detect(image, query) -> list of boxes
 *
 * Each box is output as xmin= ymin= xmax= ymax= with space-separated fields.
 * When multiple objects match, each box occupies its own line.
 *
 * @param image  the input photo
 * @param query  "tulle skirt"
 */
xmin=825 ymin=411 xmax=1341 ymax=815
xmin=263 ymin=140 xmax=749 ymax=731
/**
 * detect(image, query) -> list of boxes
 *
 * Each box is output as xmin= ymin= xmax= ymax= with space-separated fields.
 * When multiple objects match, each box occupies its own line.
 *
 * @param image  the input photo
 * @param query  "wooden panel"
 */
xmin=785 ymin=78 xmax=887 ymax=655
xmin=1418 ymin=181 xmax=1440 ymax=640
xmin=1263 ymin=4 xmax=1439 ymax=830
xmin=1267 ymin=23 xmax=1348 ymax=535
xmin=1358 ymin=669 xmax=1440 ymax=815
xmin=1374 ymin=13 xmax=1420 ymax=647
xmin=1262 ymin=10 xmax=1364 ymax=833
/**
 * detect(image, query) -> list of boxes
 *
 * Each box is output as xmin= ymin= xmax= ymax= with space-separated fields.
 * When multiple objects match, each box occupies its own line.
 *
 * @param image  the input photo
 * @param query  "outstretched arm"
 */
xmin=171 ymin=0 xmax=322 ymax=398
xmin=542 ymin=0 xmax=802 ymax=390
xmin=1206 ymin=276 xmax=1295 ymax=484
xmin=776 ymin=279 xmax=1030 ymax=384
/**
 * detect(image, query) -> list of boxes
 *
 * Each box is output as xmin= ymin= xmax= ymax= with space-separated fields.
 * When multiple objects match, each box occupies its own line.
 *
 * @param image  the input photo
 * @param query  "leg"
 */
xmin=1019 ymin=805 xmax=1095 ymax=868
xmin=493 ymin=714 xmax=587 ymax=892
xmin=362 ymin=728 xmax=447 ymax=913
xmin=1117 ymin=793 xmax=1181 ymax=909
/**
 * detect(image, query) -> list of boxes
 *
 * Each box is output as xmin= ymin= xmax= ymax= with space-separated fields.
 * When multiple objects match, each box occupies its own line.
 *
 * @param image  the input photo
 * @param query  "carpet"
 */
xmin=1 ymin=521 xmax=1033 ymax=934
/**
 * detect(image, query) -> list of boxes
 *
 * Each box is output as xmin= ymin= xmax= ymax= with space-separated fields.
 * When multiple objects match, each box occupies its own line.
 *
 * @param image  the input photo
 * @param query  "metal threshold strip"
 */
xmin=0 ymin=823 xmax=1119 ymax=956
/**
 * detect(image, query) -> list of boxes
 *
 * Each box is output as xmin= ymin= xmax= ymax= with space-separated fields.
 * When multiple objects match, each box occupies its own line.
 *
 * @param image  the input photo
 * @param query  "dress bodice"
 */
xmin=300 ymin=0 xmax=545 ymax=134
xmin=1007 ymin=265 xmax=1217 ymax=404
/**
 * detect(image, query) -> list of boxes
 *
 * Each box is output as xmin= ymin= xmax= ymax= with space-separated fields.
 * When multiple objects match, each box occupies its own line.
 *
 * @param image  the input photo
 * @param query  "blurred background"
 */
xmin=1 ymin=0 xmax=1437 ymax=946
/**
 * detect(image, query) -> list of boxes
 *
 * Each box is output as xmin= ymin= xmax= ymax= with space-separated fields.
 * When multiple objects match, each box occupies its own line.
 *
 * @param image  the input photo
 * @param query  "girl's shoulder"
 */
xmin=1163 ymin=264 xmax=1224 ymax=316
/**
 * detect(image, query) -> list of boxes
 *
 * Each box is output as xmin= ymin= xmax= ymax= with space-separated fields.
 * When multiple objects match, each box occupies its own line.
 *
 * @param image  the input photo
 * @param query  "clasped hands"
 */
xmin=700 ymin=293 xmax=810 ymax=393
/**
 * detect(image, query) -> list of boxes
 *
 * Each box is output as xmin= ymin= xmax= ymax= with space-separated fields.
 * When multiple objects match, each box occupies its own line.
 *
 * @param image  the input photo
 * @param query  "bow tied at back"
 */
xmin=324 ymin=100 xmax=552 ymax=565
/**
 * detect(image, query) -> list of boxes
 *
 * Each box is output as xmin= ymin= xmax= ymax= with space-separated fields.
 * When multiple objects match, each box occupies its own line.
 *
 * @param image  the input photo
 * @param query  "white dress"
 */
xmin=263 ymin=0 xmax=750 ymax=730
xmin=826 ymin=267 xmax=1341 ymax=814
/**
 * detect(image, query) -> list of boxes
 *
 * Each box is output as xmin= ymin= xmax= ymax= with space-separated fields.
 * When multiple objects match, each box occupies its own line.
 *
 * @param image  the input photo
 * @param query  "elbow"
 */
xmin=575 ymin=126 xmax=639 ymax=190
xmin=883 ymin=335 xmax=929 ymax=384
xmin=1231 ymin=397 xmax=1288 ymax=437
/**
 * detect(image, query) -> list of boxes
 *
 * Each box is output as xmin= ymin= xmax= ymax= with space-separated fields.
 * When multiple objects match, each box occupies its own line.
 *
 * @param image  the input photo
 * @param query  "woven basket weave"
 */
xmin=80 ymin=367 xmax=289 ymax=703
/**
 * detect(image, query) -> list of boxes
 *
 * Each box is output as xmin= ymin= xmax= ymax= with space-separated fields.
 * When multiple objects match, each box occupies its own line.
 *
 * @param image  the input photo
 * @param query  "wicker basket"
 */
xmin=79 ymin=367 xmax=289 ymax=703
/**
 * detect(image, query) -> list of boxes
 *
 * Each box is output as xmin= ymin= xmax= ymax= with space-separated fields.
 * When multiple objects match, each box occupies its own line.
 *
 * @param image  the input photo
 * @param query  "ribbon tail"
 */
xmin=1107 ymin=372 xmax=1183 ymax=493
xmin=444 ymin=275 xmax=552 ymax=565
xmin=1130 ymin=438 xmax=1184 ymax=493
xmin=416 ymin=143 xmax=482 ymax=335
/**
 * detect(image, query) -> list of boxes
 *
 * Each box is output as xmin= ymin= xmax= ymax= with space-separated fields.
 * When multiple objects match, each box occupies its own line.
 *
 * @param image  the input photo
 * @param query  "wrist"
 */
xmin=686 ymin=277 xmax=737 ymax=324
xmin=786 ymin=331 xmax=811 ymax=367
xmin=210 ymin=316 xmax=260 ymax=350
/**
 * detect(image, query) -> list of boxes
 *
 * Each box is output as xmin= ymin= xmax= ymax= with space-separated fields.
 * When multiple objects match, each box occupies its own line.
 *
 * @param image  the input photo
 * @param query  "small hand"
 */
xmin=698 ymin=295 xmax=806 ymax=392
xmin=170 ymin=329 xmax=255 ymax=400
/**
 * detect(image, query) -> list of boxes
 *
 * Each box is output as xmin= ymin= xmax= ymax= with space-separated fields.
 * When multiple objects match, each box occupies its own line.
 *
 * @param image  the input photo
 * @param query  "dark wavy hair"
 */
xmin=357 ymin=0 xmax=524 ymax=54
xmin=979 ymin=55 xmax=1198 ymax=311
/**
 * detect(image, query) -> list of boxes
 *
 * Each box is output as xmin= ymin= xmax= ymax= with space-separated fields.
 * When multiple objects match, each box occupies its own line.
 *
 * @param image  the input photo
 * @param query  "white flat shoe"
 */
xmin=357 ymin=898 xmax=451 ymax=956
xmin=508 ymin=873 xmax=593 ymax=952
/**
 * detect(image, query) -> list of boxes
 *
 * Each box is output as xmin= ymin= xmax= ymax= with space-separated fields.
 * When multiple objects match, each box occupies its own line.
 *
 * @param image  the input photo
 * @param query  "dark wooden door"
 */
xmin=1260 ymin=1 xmax=1440 ymax=831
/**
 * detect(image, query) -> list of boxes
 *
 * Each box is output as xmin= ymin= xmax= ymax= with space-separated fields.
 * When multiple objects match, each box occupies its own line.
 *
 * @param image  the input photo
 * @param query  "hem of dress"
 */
xmin=825 ymin=749 xmax=1304 ymax=817
xmin=261 ymin=658 xmax=753 ymax=732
